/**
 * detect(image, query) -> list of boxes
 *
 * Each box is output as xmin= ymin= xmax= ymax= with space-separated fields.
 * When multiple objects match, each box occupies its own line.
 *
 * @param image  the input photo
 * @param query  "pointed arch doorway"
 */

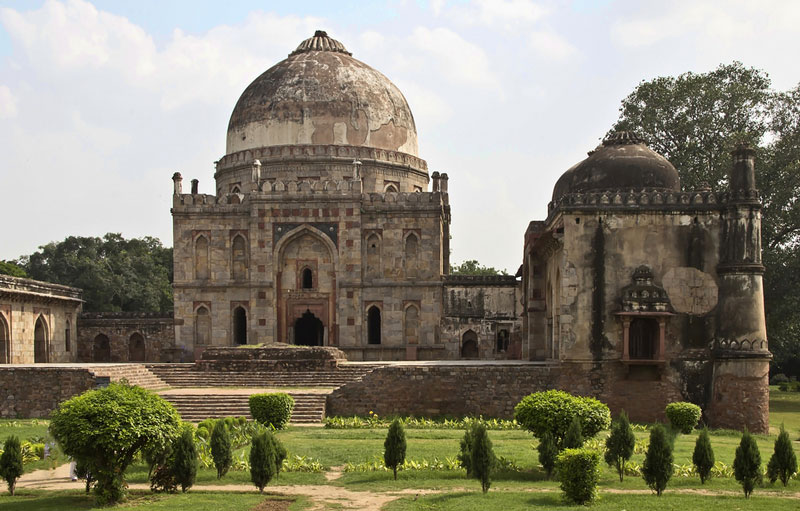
xmin=294 ymin=310 xmax=324 ymax=346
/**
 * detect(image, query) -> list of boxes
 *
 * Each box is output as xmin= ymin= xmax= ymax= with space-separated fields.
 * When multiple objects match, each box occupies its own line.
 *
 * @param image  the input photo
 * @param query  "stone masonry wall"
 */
xmin=0 ymin=367 xmax=96 ymax=418
xmin=77 ymin=313 xmax=175 ymax=363
xmin=327 ymin=363 xmax=560 ymax=418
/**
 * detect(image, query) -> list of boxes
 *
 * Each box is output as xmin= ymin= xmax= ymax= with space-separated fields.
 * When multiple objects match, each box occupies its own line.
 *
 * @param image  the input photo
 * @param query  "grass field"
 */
xmin=0 ymin=388 xmax=798 ymax=510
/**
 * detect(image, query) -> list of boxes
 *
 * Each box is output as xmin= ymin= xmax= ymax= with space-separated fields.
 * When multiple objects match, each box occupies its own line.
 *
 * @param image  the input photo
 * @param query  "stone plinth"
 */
xmin=196 ymin=344 xmax=347 ymax=371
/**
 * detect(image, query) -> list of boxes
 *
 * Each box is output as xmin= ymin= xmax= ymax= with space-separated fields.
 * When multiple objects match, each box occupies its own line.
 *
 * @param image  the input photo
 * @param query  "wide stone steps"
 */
xmin=161 ymin=393 xmax=327 ymax=424
xmin=88 ymin=364 xmax=168 ymax=390
xmin=144 ymin=363 xmax=380 ymax=388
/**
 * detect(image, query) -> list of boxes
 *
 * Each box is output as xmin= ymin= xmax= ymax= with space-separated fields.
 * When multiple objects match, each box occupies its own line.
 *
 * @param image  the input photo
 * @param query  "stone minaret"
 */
xmin=708 ymin=144 xmax=770 ymax=433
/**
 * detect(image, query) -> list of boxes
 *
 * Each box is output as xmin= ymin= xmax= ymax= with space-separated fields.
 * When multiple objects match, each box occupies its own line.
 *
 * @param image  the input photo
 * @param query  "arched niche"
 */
xmin=129 ymin=332 xmax=145 ymax=362
xmin=232 ymin=306 xmax=247 ymax=345
xmin=34 ymin=315 xmax=48 ymax=363
xmin=93 ymin=333 xmax=110 ymax=363
xmin=0 ymin=313 xmax=9 ymax=364
xmin=461 ymin=329 xmax=478 ymax=359
xmin=194 ymin=306 xmax=211 ymax=346
xmin=367 ymin=306 xmax=382 ymax=345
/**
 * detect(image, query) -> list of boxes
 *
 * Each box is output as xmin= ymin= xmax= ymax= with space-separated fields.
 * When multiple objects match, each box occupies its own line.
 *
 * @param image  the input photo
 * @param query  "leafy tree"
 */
xmin=210 ymin=420 xmax=233 ymax=479
xmin=383 ymin=419 xmax=407 ymax=480
xmin=605 ymin=411 xmax=636 ymax=482
xmin=16 ymin=233 xmax=173 ymax=313
xmin=562 ymin=416 xmax=584 ymax=450
xmin=537 ymin=430 xmax=558 ymax=478
xmin=692 ymin=427 xmax=715 ymax=484
xmin=250 ymin=431 xmax=277 ymax=492
xmin=450 ymin=259 xmax=508 ymax=276
xmin=0 ymin=436 xmax=23 ymax=496
xmin=642 ymin=424 xmax=673 ymax=496
xmin=0 ymin=261 xmax=27 ymax=278
xmin=766 ymin=425 xmax=796 ymax=487
xmin=611 ymin=62 xmax=800 ymax=378
xmin=49 ymin=382 xmax=181 ymax=504
xmin=733 ymin=429 xmax=762 ymax=498
xmin=469 ymin=422 xmax=495 ymax=493
xmin=172 ymin=425 xmax=198 ymax=493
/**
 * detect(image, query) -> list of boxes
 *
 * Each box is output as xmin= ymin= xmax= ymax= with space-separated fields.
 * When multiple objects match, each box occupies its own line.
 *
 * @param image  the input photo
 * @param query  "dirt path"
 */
xmin=15 ymin=464 xmax=800 ymax=509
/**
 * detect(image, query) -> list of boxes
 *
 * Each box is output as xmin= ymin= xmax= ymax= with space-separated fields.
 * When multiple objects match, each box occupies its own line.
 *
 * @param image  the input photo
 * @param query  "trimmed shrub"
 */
xmin=642 ymin=424 xmax=673 ymax=496
xmin=537 ymin=431 xmax=558 ymax=478
xmin=249 ymin=393 xmax=295 ymax=430
xmin=605 ymin=410 xmax=636 ymax=482
xmin=172 ymin=426 xmax=198 ymax=493
xmin=0 ymin=436 xmax=23 ymax=496
xmin=469 ymin=422 xmax=495 ymax=493
xmin=384 ymin=419 xmax=407 ymax=480
xmin=250 ymin=430 xmax=278 ymax=492
xmin=692 ymin=427 xmax=715 ymax=484
xmin=210 ymin=420 xmax=233 ymax=479
xmin=778 ymin=381 xmax=800 ymax=392
xmin=767 ymin=425 xmax=796 ymax=487
xmin=457 ymin=426 xmax=475 ymax=476
xmin=555 ymin=448 xmax=601 ymax=504
xmin=665 ymin=402 xmax=702 ymax=434
xmin=514 ymin=390 xmax=611 ymax=448
xmin=733 ymin=429 xmax=762 ymax=498
xmin=269 ymin=433 xmax=287 ymax=479
xmin=562 ymin=416 xmax=584 ymax=449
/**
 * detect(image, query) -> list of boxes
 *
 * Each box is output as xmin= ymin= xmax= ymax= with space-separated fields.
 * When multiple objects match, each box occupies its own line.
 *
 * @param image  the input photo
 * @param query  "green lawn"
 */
xmin=0 ymin=490 xmax=306 ymax=511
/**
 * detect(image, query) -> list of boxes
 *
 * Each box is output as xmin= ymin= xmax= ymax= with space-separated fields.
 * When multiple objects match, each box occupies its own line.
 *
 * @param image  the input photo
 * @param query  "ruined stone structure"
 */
xmin=171 ymin=31 xmax=520 ymax=362
xmin=0 ymin=275 xmax=82 ymax=363
xmin=77 ymin=312 xmax=176 ymax=363
xmin=521 ymin=133 xmax=770 ymax=431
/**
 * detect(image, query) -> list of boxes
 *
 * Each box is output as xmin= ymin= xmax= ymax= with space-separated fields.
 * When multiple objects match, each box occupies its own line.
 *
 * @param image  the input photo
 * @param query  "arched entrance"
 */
xmin=461 ymin=329 xmax=479 ymax=359
xmin=0 ymin=314 xmax=9 ymax=364
xmin=295 ymin=310 xmax=323 ymax=346
xmin=34 ymin=316 xmax=48 ymax=363
xmin=129 ymin=333 xmax=145 ymax=362
xmin=367 ymin=306 xmax=381 ymax=345
xmin=93 ymin=334 xmax=111 ymax=362
xmin=233 ymin=307 xmax=247 ymax=345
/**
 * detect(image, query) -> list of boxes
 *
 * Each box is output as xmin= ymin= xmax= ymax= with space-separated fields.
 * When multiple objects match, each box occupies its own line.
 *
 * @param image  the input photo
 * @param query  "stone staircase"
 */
xmin=87 ymin=364 xmax=168 ymax=390
xmin=161 ymin=392 xmax=328 ymax=424
xmin=144 ymin=363 xmax=382 ymax=388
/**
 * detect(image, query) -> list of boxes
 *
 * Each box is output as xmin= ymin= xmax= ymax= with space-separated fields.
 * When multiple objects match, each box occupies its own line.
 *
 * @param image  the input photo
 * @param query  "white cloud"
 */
xmin=449 ymin=0 xmax=547 ymax=30
xmin=408 ymin=27 xmax=500 ymax=91
xmin=529 ymin=30 xmax=576 ymax=60
xmin=0 ymin=86 xmax=18 ymax=119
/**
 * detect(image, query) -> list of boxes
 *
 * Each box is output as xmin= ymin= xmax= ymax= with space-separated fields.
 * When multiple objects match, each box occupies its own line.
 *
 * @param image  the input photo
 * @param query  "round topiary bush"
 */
xmin=665 ymin=402 xmax=702 ymax=434
xmin=249 ymin=393 xmax=295 ymax=430
xmin=769 ymin=373 xmax=789 ymax=385
xmin=555 ymin=448 xmax=601 ymax=504
xmin=514 ymin=390 xmax=611 ymax=447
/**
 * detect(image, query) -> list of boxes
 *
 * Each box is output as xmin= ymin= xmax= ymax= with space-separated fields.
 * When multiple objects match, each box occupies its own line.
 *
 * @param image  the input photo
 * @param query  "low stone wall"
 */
xmin=196 ymin=345 xmax=347 ymax=371
xmin=327 ymin=363 xmax=560 ymax=418
xmin=0 ymin=367 xmax=97 ymax=418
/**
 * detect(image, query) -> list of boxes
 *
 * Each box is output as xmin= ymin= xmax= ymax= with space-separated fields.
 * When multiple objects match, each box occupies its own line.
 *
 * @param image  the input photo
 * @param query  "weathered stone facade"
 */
xmin=522 ymin=135 xmax=770 ymax=432
xmin=0 ymin=275 xmax=82 ymax=364
xmin=77 ymin=312 xmax=176 ymax=363
xmin=170 ymin=31 xmax=520 ymax=362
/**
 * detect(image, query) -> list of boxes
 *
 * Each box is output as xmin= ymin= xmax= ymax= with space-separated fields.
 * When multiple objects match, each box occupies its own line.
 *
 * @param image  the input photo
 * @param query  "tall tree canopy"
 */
xmin=611 ymin=62 xmax=800 ymax=377
xmin=15 ymin=233 xmax=173 ymax=313
xmin=450 ymin=259 xmax=508 ymax=276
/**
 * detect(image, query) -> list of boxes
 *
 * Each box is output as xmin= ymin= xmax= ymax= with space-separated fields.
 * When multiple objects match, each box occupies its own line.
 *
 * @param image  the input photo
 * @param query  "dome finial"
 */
xmin=291 ymin=30 xmax=352 ymax=56
xmin=603 ymin=131 xmax=646 ymax=146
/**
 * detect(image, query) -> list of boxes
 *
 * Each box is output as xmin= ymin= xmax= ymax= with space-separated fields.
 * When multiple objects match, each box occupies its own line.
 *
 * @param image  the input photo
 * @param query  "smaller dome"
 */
xmin=552 ymin=131 xmax=680 ymax=202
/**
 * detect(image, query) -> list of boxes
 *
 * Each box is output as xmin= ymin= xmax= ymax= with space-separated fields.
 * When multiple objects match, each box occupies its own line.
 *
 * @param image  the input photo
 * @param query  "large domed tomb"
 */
xmin=216 ymin=31 xmax=428 ymax=195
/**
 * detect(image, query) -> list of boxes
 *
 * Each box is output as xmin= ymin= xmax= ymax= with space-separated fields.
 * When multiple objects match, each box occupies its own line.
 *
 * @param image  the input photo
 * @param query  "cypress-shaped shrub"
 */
xmin=605 ymin=410 xmax=635 ymax=482
xmin=0 ymin=436 xmax=23 ymax=496
xmin=665 ymin=402 xmax=702 ymax=434
xmin=457 ymin=426 xmax=475 ymax=477
xmin=692 ymin=427 xmax=715 ymax=484
xmin=556 ymin=448 xmax=601 ymax=504
xmin=172 ymin=426 xmax=198 ymax=493
xmin=733 ymin=429 xmax=762 ymax=498
xmin=210 ymin=420 xmax=233 ymax=479
xmin=383 ymin=419 xmax=407 ymax=480
xmin=767 ymin=425 xmax=797 ymax=487
xmin=249 ymin=393 xmax=295 ymax=430
xmin=562 ymin=416 xmax=584 ymax=449
xmin=268 ymin=433 xmax=287 ymax=479
xmin=250 ymin=431 xmax=277 ymax=492
xmin=642 ymin=424 xmax=673 ymax=496
xmin=538 ymin=430 xmax=558 ymax=479
xmin=470 ymin=422 xmax=495 ymax=493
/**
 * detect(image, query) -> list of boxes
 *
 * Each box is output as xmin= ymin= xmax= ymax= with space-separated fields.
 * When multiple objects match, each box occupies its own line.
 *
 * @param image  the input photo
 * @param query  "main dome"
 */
xmin=552 ymin=132 xmax=681 ymax=202
xmin=226 ymin=31 xmax=419 ymax=157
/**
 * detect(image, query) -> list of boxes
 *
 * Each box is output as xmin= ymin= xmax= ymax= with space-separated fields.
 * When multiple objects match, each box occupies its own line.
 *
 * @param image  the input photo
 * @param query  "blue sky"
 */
xmin=2 ymin=0 xmax=800 ymax=273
